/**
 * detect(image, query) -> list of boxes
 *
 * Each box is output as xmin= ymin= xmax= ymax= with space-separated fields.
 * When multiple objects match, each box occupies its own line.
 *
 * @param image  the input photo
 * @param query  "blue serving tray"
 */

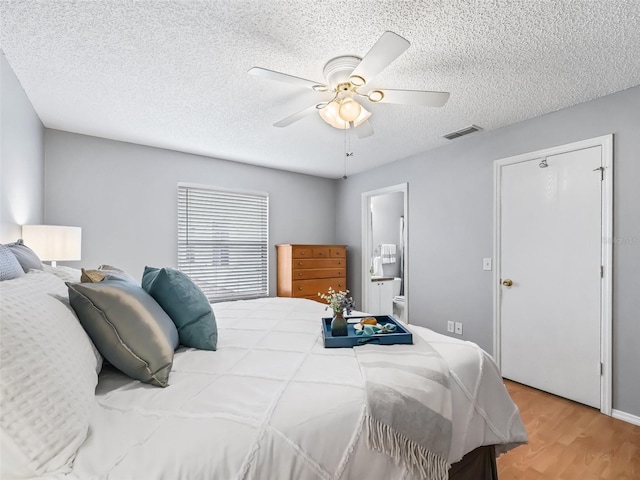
xmin=321 ymin=315 xmax=413 ymax=348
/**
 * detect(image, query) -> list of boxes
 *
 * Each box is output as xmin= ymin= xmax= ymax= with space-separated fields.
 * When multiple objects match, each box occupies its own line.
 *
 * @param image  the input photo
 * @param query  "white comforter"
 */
xmin=61 ymin=297 xmax=526 ymax=480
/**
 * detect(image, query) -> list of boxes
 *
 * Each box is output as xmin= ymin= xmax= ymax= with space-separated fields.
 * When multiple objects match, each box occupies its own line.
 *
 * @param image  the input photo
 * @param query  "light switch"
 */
xmin=483 ymin=258 xmax=492 ymax=271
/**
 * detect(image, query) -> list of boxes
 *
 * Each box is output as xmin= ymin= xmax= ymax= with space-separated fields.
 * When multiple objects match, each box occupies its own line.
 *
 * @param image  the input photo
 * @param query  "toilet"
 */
xmin=391 ymin=278 xmax=406 ymax=323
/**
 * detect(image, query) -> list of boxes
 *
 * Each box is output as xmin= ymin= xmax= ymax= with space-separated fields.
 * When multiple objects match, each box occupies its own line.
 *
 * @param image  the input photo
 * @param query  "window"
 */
xmin=178 ymin=183 xmax=268 ymax=302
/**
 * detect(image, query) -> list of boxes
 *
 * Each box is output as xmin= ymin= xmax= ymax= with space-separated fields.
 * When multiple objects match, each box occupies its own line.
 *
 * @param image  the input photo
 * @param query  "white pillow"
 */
xmin=0 ymin=272 xmax=100 ymax=478
xmin=41 ymin=263 xmax=82 ymax=283
xmin=0 ymin=244 xmax=24 ymax=280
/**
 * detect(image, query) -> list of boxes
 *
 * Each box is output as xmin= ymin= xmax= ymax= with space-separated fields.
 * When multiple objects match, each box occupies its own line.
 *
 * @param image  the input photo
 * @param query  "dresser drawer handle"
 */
xmin=337 ymin=261 xmax=342 ymax=265
xmin=298 ymin=286 xmax=303 ymax=291
xmin=301 ymin=252 xmax=305 ymax=255
xmin=298 ymin=273 xmax=303 ymax=277
xmin=318 ymin=252 xmax=324 ymax=256
xmin=298 ymin=262 xmax=303 ymax=266
xmin=338 ymin=284 xmax=343 ymax=288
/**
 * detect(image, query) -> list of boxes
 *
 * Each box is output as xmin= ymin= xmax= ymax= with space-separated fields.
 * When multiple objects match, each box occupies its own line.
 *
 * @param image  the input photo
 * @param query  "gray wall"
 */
xmin=44 ymin=130 xmax=337 ymax=294
xmin=0 ymin=51 xmax=44 ymax=242
xmin=336 ymin=85 xmax=640 ymax=417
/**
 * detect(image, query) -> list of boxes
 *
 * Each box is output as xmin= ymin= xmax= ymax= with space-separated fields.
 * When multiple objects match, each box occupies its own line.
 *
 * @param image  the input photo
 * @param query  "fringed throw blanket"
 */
xmin=354 ymin=332 xmax=453 ymax=480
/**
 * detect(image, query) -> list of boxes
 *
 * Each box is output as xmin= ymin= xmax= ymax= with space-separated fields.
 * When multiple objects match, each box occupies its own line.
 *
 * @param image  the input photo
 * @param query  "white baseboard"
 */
xmin=612 ymin=409 xmax=640 ymax=427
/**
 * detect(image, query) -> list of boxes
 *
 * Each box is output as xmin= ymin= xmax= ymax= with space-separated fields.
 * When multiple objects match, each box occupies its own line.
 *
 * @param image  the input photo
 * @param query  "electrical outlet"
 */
xmin=455 ymin=322 xmax=463 ymax=335
xmin=447 ymin=321 xmax=454 ymax=333
xmin=483 ymin=258 xmax=492 ymax=271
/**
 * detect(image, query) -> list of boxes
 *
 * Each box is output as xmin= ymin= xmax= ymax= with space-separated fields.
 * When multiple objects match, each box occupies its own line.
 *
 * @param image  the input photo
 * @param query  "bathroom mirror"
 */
xmin=361 ymin=183 xmax=408 ymax=323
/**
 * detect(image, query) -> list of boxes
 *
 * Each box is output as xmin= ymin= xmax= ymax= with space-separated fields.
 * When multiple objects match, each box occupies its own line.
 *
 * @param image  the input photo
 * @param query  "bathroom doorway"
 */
xmin=361 ymin=183 xmax=408 ymax=323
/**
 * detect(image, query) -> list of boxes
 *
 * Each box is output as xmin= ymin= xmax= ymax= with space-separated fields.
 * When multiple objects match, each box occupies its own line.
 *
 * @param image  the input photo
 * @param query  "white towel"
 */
xmin=381 ymin=244 xmax=396 ymax=264
xmin=372 ymin=256 xmax=384 ymax=276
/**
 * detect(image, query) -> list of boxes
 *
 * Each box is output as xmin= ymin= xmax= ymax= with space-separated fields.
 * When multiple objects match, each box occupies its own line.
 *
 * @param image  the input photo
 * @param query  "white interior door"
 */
xmin=499 ymin=146 xmax=602 ymax=408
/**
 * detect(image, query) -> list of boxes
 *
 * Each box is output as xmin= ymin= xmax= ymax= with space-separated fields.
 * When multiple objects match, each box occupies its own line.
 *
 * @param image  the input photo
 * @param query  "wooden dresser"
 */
xmin=276 ymin=244 xmax=347 ymax=302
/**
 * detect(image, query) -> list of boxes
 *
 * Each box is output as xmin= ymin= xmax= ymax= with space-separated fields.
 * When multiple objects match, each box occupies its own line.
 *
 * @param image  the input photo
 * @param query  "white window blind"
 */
xmin=178 ymin=183 xmax=269 ymax=302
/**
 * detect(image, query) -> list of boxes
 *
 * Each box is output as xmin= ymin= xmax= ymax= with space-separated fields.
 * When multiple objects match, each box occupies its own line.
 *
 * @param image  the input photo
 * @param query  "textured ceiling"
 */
xmin=1 ymin=1 xmax=639 ymax=178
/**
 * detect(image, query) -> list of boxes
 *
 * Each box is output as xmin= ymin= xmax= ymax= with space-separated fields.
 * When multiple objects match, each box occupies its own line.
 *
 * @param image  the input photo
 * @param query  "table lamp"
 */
xmin=21 ymin=225 xmax=82 ymax=267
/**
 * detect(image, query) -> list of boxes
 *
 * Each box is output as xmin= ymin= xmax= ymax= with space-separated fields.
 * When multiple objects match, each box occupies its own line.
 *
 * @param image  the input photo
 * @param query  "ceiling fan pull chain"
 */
xmin=343 ymin=127 xmax=349 ymax=179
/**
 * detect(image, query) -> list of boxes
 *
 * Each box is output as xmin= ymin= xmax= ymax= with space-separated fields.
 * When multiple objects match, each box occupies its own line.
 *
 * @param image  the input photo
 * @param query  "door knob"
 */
xmin=502 ymin=279 xmax=513 ymax=287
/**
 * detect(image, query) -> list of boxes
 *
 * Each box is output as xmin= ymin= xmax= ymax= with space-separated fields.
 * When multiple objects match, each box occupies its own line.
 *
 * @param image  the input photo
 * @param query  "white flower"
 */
xmin=318 ymin=287 xmax=355 ymax=315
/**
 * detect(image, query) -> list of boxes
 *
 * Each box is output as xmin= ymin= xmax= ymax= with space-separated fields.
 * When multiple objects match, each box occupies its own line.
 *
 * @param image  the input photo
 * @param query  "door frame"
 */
xmin=361 ymin=183 xmax=409 ymax=322
xmin=493 ymin=134 xmax=613 ymax=415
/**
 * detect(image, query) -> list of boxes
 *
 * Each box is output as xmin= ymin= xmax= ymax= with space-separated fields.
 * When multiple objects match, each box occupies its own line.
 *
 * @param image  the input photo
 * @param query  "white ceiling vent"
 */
xmin=442 ymin=125 xmax=483 ymax=140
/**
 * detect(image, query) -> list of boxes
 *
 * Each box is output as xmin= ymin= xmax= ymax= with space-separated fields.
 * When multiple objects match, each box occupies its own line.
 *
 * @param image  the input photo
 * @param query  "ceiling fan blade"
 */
xmin=349 ymin=31 xmax=410 ymax=84
xmin=354 ymin=120 xmax=374 ymax=138
xmin=248 ymin=67 xmax=327 ymax=90
xmin=375 ymin=89 xmax=450 ymax=107
xmin=273 ymin=104 xmax=320 ymax=127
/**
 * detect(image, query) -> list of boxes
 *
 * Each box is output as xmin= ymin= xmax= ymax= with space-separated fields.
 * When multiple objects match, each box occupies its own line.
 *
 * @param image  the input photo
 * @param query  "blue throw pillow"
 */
xmin=142 ymin=266 xmax=217 ymax=351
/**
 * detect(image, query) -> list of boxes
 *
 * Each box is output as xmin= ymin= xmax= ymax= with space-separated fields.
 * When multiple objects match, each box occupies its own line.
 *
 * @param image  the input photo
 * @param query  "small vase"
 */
xmin=331 ymin=312 xmax=348 ymax=336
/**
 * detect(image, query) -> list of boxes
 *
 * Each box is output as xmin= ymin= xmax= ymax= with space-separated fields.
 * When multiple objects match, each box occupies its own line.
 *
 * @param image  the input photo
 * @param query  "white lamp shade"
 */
xmin=352 ymin=106 xmax=372 ymax=127
xmin=21 ymin=225 xmax=82 ymax=262
xmin=318 ymin=101 xmax=349 ymax=129
xmin=338 ymin=98 xmax=362 ymax=122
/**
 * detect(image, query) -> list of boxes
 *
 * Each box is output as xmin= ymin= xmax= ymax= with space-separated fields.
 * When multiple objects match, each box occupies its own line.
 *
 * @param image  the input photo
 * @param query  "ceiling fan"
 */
xmin=248 ymin=31 xmax=450 ymax=138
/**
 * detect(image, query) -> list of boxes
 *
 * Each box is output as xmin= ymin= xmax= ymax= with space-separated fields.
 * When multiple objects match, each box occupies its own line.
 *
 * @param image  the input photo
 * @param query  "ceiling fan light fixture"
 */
xmin=338 ymin=98 xmax=362 ymax=122
xmin=319 ymin=101 xmax=349 ymax=129
xmin=368 ymin=90 xmax=384 ymax=102
xmin=312 ymin=84 xmax=329 ymax=92
xmin=319 ymin=99 xmax=371 ymax=130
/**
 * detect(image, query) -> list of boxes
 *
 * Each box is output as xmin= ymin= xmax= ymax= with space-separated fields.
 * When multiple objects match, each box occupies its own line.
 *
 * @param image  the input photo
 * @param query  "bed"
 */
xmin=0 ymin=261 xmax=526 ymax=480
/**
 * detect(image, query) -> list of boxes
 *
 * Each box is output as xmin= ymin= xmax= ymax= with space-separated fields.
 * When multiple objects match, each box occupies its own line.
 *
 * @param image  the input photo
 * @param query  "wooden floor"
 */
xmin=497 ymin=380 xmax=640 ymax=480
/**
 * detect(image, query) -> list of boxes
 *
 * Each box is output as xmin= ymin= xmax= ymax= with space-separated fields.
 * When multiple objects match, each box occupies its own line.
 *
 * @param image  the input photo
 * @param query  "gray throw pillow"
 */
xmin=142 ymin=266 xmax=217 ymax=351
xmin=67 ymin=279 xmax=179 ymax=387
xmin=0 ymin=245 xmax=25 ymax=281
xmin=4 ymin=239 xmax=42 ymax=272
